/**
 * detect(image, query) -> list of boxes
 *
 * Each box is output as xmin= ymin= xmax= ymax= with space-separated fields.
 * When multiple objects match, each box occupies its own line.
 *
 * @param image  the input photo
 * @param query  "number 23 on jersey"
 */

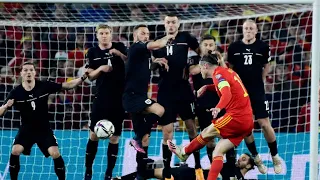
xmin=244 ymin=54 xmax=252 ymax=65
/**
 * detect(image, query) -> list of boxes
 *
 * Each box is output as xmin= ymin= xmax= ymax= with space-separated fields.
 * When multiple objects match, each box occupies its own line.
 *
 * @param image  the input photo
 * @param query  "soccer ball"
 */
xmin=94 ymin=120 xmax=115 ymax=139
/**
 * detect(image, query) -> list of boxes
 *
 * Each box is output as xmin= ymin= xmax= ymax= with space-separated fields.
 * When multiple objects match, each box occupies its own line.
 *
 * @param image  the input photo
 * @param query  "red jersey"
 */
xmin=212 ymin=67 xmax=253 ymax=117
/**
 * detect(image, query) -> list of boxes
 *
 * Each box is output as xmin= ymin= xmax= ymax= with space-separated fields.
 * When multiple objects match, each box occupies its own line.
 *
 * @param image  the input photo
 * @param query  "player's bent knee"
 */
xmin=48 ymin=146 xmax=60 ymax=159
xmin=257 ymin=118 xmax=271 ymax=130
xmin=11 ymin=145 xmax=24 ymax=155
xmin=206 ymin=140 xmax=216 ymax=148
xmin=89 ymin=130 xmax=99 ymax=141
xmin=109 ymin=136 xmax=120 ymax=144
xmin=201 ymin=124 xmax=219 ymax=139
xmin=148 ymin=103 xmax=165 ymax=117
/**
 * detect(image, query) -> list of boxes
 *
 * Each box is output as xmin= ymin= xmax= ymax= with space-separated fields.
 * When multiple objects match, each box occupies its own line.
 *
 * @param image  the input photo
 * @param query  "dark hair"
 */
xmin=20 ymin=61 xmax=36 ymax=71
xmin=200 ymin=34 xmax=216 ymax=43
xmin=200 ymin=53 xmax=219 ymax=65
xmin=244 ymin=153 xmax=256 ymax=171
xmin=22 ymin=61 xmax=35 ymax=67
xmin=133 ymin=24 xmax=148 ymax=32
xmin=166 ymin=13 xmax=179 ymax=19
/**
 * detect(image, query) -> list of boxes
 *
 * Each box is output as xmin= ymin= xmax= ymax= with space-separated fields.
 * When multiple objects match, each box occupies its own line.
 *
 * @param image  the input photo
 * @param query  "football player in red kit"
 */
xmin=167 ymin=53 xmax=254 ymax=180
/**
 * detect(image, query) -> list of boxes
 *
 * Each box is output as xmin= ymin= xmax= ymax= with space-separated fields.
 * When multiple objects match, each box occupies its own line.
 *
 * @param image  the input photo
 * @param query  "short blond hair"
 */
xmin=243 ymin=19 xmax=257 ymax=25
xmin=95 ymin=24 xmax=112 ymax=33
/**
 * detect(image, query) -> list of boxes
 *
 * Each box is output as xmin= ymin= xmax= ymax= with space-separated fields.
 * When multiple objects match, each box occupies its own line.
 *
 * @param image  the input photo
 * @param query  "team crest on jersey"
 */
xmin=215 ymin=74 xmax=222 ymax=79
xmin=145 ymin=99 xmax=152 ymax=105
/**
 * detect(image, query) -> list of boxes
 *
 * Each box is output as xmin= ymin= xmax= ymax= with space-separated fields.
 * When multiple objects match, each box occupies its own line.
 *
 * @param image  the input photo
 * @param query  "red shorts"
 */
xmin=212 ymin=113 xmax=253 ymax=146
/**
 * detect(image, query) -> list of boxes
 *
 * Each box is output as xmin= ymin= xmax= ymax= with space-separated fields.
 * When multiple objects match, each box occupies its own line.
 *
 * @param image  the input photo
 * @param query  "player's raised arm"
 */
xmin=61 ymin=73 xmax=88 ymax=90
xmin=0 ymin=99 xmax=14 ymax=116
xmin=146 ymin=34 xmax=175 ymax=50
xmin=109 ymin=43 xmax=127 ymax=62
xmin=0 ymin=86 xmax=16 ymax=116
xmin=85 ymin=48 xmax=112 ymax=81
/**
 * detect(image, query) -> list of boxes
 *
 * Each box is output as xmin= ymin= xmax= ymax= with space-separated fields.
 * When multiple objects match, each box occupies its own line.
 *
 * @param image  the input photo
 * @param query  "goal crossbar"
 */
xmin=0 ymin=0 xmax=316 ymax=3
xmin=0 ymin=7 xmax=313 ymax=27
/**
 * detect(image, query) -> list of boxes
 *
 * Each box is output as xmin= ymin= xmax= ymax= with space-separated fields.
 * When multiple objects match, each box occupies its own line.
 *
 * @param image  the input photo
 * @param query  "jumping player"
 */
xmin=227 ymin=19 xmax=282 ymax=174
xmin=123 ymin=24 xmax=172 ymax=179
xmin=0 ymin=61 xmax=88 ymax=180
xmin=167 ymin=53 xmax=254 ymax=180
xmin=152 ymin=13 xmax=202 ymax=180
xmin=84 ymin=24 xmax=127 ymax=180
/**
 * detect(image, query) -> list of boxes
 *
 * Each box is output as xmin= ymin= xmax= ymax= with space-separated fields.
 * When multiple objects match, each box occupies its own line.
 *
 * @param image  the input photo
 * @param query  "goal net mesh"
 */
xmin=0 ymin=3 xmax=316 ymax=180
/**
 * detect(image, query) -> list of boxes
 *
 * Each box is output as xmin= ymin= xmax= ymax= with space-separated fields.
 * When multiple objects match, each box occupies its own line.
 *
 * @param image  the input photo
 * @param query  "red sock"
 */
xmin=207 ymin=156 xmax=223 ymax=180
xmin=184 ymin=134 xmax=209 ymax=154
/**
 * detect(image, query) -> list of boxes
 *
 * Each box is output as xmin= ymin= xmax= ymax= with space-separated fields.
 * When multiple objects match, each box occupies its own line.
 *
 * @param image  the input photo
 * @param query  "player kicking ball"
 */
xmin=167 ymin=53 xmax=254 ymax=180
xmin=0 ymin=61 xmax=88 ymax=180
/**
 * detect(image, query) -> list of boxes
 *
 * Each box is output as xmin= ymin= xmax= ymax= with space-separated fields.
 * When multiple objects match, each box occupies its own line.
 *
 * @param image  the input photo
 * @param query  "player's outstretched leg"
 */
xmin=10 ymin=145 xmax=23 ymax=180
xmin=84 ymin=131 xmax=99 ymax=180
xmin=257 ymin=117 xmax=282 ymax=174
xmin=244 ymin=133 xmax=267 ymax=174
xmin=48 ymin=146 xmax=66 ymax=180
xmin=105 ymin=137 xmax=120 ymax=180
xmin=208 ymin=139 xmax=235 ymax=180
xmin=185 ymin=119 xmax=204 ymax=180
xmin=167 ymin=124 xmax=217 ymax=162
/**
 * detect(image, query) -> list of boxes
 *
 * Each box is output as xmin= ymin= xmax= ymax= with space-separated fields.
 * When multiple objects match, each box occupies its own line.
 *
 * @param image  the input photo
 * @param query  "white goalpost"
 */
xmin=310 ymin=1 xmax=320 ymax=180
xmin=0 ymin=1 xmax=318 ymax=180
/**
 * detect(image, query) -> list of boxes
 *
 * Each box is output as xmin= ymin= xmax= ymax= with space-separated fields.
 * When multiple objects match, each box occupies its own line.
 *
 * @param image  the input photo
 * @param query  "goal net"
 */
xmin=0 ymin=3 xmax=316 ymax=180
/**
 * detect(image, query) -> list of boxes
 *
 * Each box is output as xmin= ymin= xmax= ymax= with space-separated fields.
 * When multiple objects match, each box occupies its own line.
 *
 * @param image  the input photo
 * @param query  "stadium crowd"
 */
xmin=0 ymin=3 xmax=315 ymax=133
